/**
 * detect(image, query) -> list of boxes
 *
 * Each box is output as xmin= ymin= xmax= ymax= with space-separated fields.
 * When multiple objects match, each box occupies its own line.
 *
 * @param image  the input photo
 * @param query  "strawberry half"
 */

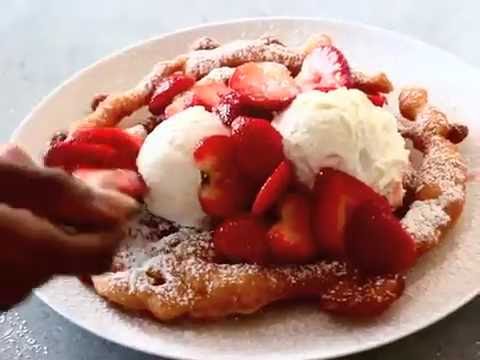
xmin=44 ymin=142 xmax=128 ymax=172
xmin=231 ymin=117 xmax=284 ymax=185
xmin=46 ymin=127 xmax=142 ymax=171
xmin=346 ymin=201 xmax=416 ymax=275
xmin=148 ymin=72 xmax=195 ymax=115
xmin=214 ymin=91 xmax=244 ymax=127
xmin=229 ymin=62 xmax=298 ymax=110
xmin=296 ymin=45 xmax=352 ymax=90
xmin=252 ymin=160 xmax=292 ymax=216
xmin=213 ymin=214 xmax=270 ymax=264
xmin=191 ymin=81 xmax=231 ymax=110
xmin=367 ymin=93 xmax=387 ymax=107
xmin=194 ymin=135 xmax=252 ymax=218
xmin=164 ymin=91 xmax=196 ymax=118
xmin=267 ymin=192 xmax=318 ymax=264
xmin=313 ymin=168 xmax=389 ymax=258
xmin=315 ymin=85 xmax=338 ymax=93
xmin=71 ymin=127 xmax=143 ymax=154
xmin=214 ymin=91 xmax=275 ymax=127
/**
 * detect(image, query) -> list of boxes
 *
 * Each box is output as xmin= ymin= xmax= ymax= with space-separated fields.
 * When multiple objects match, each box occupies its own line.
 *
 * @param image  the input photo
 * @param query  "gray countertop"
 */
xmin=1 ymin=1 xmax=479 ymax=359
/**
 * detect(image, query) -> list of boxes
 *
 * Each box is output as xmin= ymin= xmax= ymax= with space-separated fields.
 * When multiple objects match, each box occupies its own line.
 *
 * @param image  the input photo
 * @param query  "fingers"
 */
xmin=56 ymin=168 xmax=138 ymax=228
xmin=0 ymin=205 xmax=122 ymax=276
xmin=0 ymin=159 xmax=138 ymax=228
xmin=50 ymin=227 xmax=124 ymax=275
xmin=80 ymin=188 xmax=139 ymax=228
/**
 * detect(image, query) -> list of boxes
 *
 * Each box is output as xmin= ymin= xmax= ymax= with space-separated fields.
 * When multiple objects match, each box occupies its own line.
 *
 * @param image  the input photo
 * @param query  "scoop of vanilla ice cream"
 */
xmin=272 ymin=89 xmax=409 ymax=202
xmin=137 ymin=106 xmax=229 ymax=227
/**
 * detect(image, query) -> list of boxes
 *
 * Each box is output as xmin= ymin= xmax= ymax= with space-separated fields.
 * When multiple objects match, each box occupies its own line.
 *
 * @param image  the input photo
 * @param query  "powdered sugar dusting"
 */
xmin=401 ymin=198 xmax=449 ymax=247
xmin=185 ymin=38 xmax=303 ymax=79
xmin=417 ymin=136 xmax=467 ymax=193
xmin=91 ymin=208 xmax=404 ymax=321
xmin=196 ymin=67 xmax=235 ymax=85
xmin=396 ymin=90 xmax=468 ymax=252
xmin=0 ymin=312 xmax=48 ymax=359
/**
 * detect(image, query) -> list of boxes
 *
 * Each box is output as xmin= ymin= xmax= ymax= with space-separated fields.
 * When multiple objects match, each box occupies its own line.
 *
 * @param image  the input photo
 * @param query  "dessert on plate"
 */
xmin=42 ymin=33 xmax=469 ymax=321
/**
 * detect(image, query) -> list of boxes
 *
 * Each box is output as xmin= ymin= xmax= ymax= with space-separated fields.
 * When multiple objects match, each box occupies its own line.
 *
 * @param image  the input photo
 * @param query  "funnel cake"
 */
xmin=47 ymin=34 xmax=468 ymax=321
xmin=399 ymin=88 xmax=468 ymax=255
xmin=92 ymin=211 xmax=404 ymax=320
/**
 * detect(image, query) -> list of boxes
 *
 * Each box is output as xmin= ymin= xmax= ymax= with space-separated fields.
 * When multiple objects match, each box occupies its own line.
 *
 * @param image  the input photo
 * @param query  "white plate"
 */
xmin=11 ymin=17 xmax=480 ymax=360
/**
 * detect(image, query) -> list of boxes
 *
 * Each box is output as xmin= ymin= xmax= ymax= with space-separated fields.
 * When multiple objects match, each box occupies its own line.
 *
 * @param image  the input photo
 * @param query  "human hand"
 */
xmin=0 ymin=145 xmax=138 ymax=310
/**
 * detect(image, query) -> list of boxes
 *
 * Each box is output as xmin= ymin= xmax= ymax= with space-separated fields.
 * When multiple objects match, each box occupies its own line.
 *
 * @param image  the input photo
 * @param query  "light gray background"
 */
xmin=1 ymin=1 xmax=479 ymax=359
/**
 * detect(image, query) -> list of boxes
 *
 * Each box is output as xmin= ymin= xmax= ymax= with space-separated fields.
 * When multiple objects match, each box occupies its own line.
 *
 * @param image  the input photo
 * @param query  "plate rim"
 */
xmin=11 ymin=16 xmax=480 ymax=360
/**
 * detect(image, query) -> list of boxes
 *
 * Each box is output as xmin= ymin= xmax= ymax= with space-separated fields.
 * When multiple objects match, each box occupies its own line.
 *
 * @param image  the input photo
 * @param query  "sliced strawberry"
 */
xmin=214 ymin=91 xmax=275 ymax=127
xmin=56 ymin=127 xmax=142 ymax=171
xmin=148 ymin=72 xmax=195 ymax=115
xmin=164 ymin=91 xmax=196 ymax=118
xmin=231 ymin=117 xmax=284 ymax=184
xmin=71 ymin=127 xmax=143 ymax=153
xmin=346 ymin=201 xmax=416 ymax=275
xmin=194 ymin=135 xmax=252 ymax=218
xmin=367 ymin=93 xmax=387 ymax=107
xmin=213 ymin=214 xmax=270 ymax=264
xmin=296 ymin=45 xmax=352 ymax=90
xmin=229 ymin=62 xmax=298 ymax=110
xmin=313 ymin=168 xmax=389 ymax=258
xmin=315 ymin=85 xmax=338 ymax=93
xmin=73 ymin=169 xmax=147 ymax=199
xmin=194 ymin=135 xmax=237 ymax=173
xmin=44 ymin=142 xmax=127 ymax=172
xmin=214 ymin=91 xmax=244 ymax=127
xmin=191 ymin=81 xmax=231 ymax=110
xmin=267 ymin=193 xmax=318 ymax=264
xmin=252 ymin=161 xmax=292 ymax=216
xmin=243 ymin=107 xmax=274 ymax=122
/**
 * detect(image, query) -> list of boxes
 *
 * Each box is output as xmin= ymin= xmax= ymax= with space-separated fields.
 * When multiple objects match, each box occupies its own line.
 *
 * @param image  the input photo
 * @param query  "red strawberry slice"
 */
xmin=229 ymin=62 xmax=298 ymax=110
xmin=296 ymin=45 xmax=352 ymax=90
xmin=164 ymin=91 xmax=196 ymax=118
xmin=313 ymin=168 xmax=389 ymax=258
xmin=267 ymin=192 xmax=318 ymax=264
xmin=213 ymin=214 xmax=270 ymax=264
xmin=44 ymin=142 xmax=129 ymax=172
xmin=191 ymin=81 xmax=231 ymax=110
xmin=315 ymin=85 xmax=338 ymax=93
xmin=252 ymin=160 xmax=292 ymax=216
xmin=214 ymin=91 xmax=274 ymax=127
xmin=194 ymin=135 xmax=253 ymax=218
xmin=346 ymin=201 xmax=416 ymax=275
xmin=72 ymin=127 xmax=143 ymax=152
xmin=73 ymin=168 xmax=147 ymax=199
xmin=231 ymin=117 xmax=284 ymax=184
xmin=214 ymin=91 xmax=244 ymax=127
xmin=148 ymin=72 xmax=195 ymax=115
xmin=52 ymin=127 xmax=142 ymax=171
xmin=367 ymin=93 xmax=387 ymax=107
